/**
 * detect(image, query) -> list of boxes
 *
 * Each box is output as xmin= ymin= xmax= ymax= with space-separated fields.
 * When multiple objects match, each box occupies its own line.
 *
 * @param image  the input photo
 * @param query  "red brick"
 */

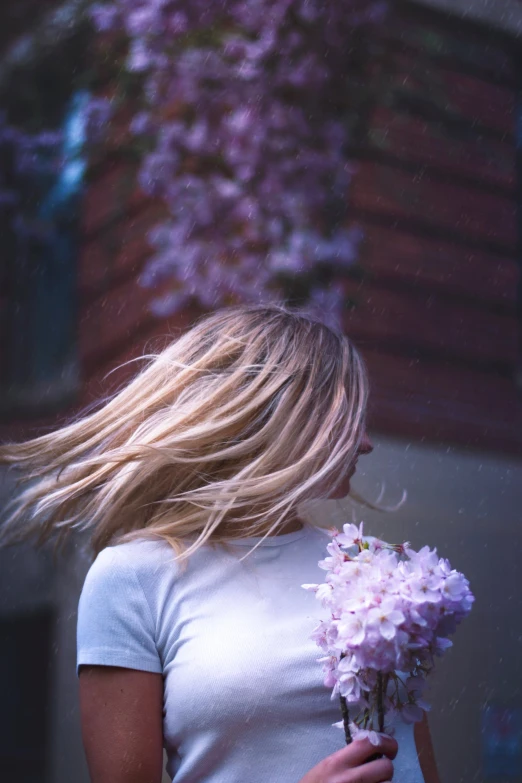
xmin=350 ymin=162 xmax=518 ymax=250
xmin=355 ymin=223 xmax=519 ymax=307
xmin=78 ymin=203 xmax=166 ymax=294
xmin=368 ymin=107 xmax=515 ymax=189
xmin=342 ymin=278 xmax=518 ymax=368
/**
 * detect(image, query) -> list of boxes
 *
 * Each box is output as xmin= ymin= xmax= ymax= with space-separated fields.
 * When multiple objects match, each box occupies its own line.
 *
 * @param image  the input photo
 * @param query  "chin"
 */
xmin=327 ymin=480 xmax=351 ymax=500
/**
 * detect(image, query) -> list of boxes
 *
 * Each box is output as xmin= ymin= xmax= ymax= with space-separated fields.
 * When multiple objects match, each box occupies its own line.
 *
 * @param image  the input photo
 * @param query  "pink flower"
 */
xmin=405 ymin=675 xmax=426 ymax=694
xmin=366 ymin=600 xmax=405 ymax=641
xmin=303 ymin=520 xmax=474 ymax=735
xmin=337 ymin=614 xmax=366 ymax=646
xmin=408 ymin=578 xmax=443 ymax=605
xmin=337 ymin=656 xmax=366 ymax=703
xmin=401 ymin=703 xmax=425 ymax=724
xmin=336 ymin=521 xmax=364 ymax=548
xmin=317 ymin=539 xmax=345 ymax=572
xmin=441 ymin=573 xmax=470 ymax=601
xmin=348 ymin=722 xmax=395 ymax=746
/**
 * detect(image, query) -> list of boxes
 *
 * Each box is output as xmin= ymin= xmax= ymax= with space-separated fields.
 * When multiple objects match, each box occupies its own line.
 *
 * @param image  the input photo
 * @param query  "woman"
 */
xmin=1 ymin=303 xmax=440 ymax=783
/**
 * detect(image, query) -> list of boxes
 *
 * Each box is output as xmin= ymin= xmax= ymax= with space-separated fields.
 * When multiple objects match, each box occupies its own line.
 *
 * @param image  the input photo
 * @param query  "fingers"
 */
xmin=343 ymin=757 xmax=394 ymax=783
xmin=333 ymin=736 xmax=398 ymax=767
xmin=319 ymin=738 xmax=397 ymax=783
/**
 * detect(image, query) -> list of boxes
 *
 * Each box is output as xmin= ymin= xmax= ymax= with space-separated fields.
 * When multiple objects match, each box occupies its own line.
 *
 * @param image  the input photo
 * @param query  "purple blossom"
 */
xmin=89 ymin=3 xmax=121 ymax=32
xmin=88 ymin=0 xmax=388 ymax=313
xmin=127 ymin=38 xmax=154 ymax=71
xmin=129 ymin=111 xmax=153 ymax=135
xmin=82 ymin=97 xmax=113 ymax=143
xmin=138 ymin=150 xmax=179 ymax=196
xmin=0 ymin=113 xmax=63 ymax=221
xmin=149 ymin=289 xmax=192 ymax=317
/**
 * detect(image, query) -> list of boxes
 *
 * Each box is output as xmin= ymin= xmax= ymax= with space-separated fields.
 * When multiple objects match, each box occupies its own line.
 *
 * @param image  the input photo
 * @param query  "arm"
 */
xmin=79 ymin=665 xmax=164 ymax=783
xmin=414 ymin=711 xmax=441 ymax=783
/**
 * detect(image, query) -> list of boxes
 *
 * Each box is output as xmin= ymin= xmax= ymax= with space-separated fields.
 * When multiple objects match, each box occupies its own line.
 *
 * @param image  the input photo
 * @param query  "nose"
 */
xmin=358 ymin=431 xmax=374 ymax=456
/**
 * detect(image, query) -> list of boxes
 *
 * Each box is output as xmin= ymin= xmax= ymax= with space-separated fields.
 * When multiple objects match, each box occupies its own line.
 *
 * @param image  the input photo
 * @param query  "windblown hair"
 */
xmin=0 ymin=303 xmax=371 ymax=566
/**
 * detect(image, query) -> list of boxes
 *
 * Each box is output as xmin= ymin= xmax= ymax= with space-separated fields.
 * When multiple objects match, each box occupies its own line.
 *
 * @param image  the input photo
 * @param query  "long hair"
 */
xmin=0 ymin=303 xmax=371 ymax=566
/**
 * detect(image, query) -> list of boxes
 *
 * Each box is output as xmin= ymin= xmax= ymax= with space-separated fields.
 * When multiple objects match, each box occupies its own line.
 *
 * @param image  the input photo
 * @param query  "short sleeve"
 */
xmin=76 ymin=545 xmax=162 ymax=676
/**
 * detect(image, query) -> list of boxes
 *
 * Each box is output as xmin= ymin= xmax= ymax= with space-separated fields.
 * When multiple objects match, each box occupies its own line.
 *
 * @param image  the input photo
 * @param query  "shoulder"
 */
xmin=77 ymin=538 xmax=171 ymax=675
xmin=82 ymin=536 xmax=181 ymax=600
xmin=97 ymin=536 xmax=177 ymax=573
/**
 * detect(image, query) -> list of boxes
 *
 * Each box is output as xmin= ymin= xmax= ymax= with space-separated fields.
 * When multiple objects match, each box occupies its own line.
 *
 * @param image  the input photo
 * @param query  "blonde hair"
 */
xmin=0 ymin=303 xmax=371 ymax=566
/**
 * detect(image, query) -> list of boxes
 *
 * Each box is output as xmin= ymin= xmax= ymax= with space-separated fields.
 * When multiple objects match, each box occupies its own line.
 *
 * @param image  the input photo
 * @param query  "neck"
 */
xmin=219 ymin=513 xmax=304 ymax=539
xmin=271 ymin=515 xmax=304 ymax=536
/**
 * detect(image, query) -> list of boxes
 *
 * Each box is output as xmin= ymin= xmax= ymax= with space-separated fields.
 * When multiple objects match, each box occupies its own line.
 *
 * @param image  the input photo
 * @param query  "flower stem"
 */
xmin=377 ymin=672 xmax=385 ymax=733
xmin=339 ymin=695 xmax=352 ymax=745
xmin=364 ymin=673 xmax=386 ymax=765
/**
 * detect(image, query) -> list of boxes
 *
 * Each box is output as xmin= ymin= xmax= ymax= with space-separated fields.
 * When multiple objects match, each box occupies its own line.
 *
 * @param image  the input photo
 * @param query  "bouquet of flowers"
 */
xmin=302 ymin=522 xmax=474 ymax=746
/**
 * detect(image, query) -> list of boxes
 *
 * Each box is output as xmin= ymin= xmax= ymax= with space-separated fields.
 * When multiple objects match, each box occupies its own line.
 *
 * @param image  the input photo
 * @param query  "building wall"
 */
xmin=344 ymin=0 xmax=521 ymax=454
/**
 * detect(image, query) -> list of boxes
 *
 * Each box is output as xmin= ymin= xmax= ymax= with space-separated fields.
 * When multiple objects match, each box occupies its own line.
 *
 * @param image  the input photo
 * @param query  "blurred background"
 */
xmin=0 ymin=0 xmax=521 ymax=781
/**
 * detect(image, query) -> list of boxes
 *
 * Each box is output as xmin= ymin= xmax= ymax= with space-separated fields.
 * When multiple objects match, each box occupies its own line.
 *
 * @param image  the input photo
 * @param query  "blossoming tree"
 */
xmin=88 ymin=0 xmax=387 ymax=323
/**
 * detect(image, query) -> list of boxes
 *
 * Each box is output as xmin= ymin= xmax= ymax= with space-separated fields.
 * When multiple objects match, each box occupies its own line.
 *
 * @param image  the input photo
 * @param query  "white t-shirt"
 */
xmin=77 ymin=524 xmax=424 ymax=782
